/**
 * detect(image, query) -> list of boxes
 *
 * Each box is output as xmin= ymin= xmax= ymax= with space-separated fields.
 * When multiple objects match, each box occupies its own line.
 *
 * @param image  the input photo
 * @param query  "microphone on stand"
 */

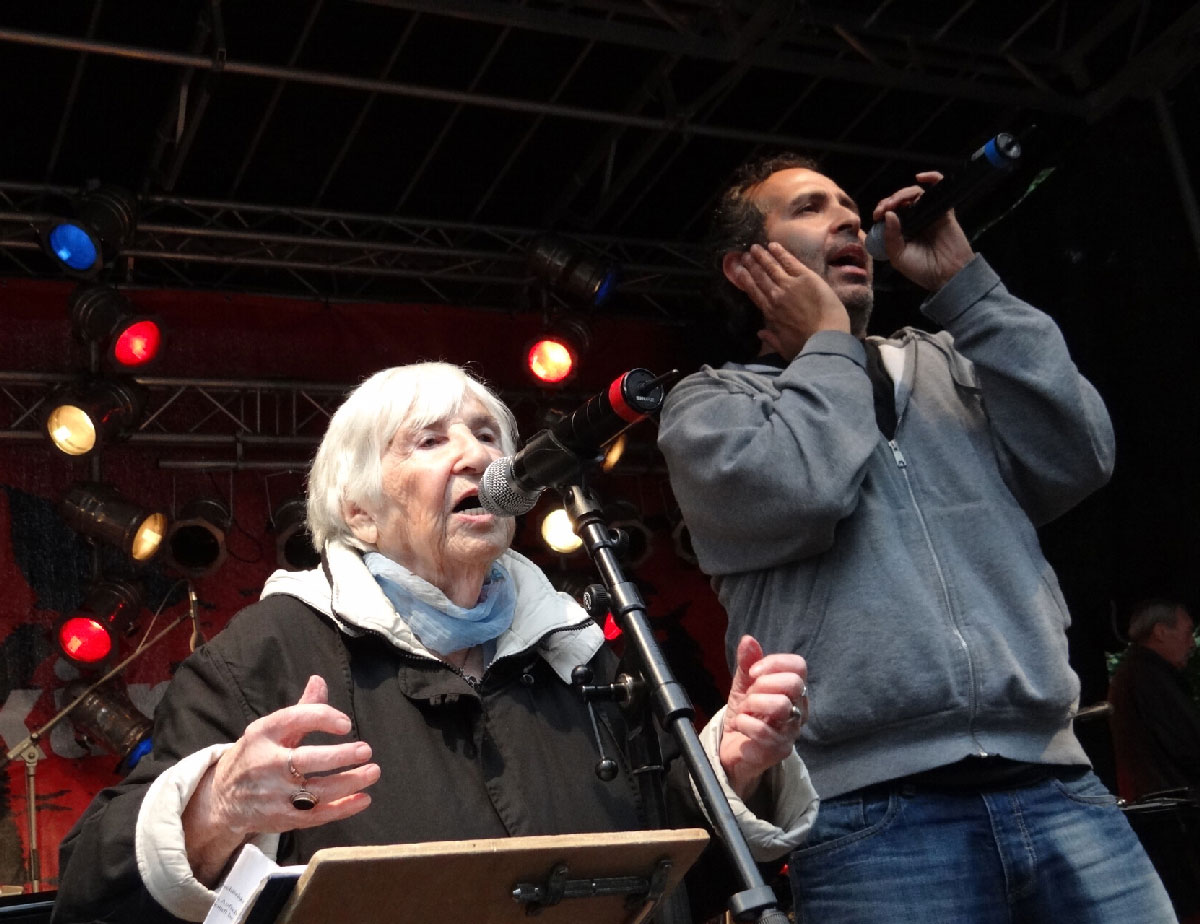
xmin=865 ymin=131 xmax=1024 ymax=262
xmin=478 ymin=369 xmax=670 ymax=516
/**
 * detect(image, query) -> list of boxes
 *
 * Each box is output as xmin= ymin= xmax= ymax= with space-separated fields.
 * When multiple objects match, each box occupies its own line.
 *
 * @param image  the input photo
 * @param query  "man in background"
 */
xmin=1109 ymin=599 xmax=1200 ymax=798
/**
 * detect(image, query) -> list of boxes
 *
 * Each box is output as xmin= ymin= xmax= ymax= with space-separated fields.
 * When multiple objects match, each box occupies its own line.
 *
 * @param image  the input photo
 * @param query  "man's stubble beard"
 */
xmin=793 ymin=236 xmax=875 ymax=338
xmin=843 ymin=287 xmax=874 ymax=338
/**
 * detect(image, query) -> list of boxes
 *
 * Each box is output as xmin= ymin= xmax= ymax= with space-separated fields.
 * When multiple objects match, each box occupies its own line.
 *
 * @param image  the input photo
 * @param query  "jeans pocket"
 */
xmin=1051 ymin=770 xmax=1119 ymax=806
xmin=793 ymin=788 xmax=898 ymax=858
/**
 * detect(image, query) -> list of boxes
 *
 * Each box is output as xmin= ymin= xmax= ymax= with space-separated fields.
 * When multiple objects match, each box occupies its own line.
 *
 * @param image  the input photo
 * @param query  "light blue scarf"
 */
xmin=362 ymin=552 xmax=516 ymax=654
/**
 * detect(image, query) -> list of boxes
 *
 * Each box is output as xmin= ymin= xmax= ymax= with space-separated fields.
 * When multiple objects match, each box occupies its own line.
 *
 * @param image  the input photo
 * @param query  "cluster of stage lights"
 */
xmin=51 ymin=581 xmax=155 ymax=773
xmin=35 ymin=186 xmax=318 ymax=771
xmin=36 ymin=185 xmax=168 ymax=680
xmin=45 ymin=285 xmax=163 ymax=458
xmin=40 ymin=189 xmax=160 ymax=456
xmin=525 ymin=237 xmax=616 ymax=387
xmin=46 ymin=389 xmax=160 ymax=664
xmin=52 ymin=492 xmax=314 ymax=671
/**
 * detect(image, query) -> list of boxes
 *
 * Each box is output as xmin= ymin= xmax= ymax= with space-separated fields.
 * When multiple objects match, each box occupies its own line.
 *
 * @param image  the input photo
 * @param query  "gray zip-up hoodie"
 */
xmin=659 ymin=256 xmax=1115 ymax=799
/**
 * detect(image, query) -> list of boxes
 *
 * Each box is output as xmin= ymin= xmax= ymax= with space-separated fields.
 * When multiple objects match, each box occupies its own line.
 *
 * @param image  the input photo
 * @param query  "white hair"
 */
xmin=306 ymin=363 xmax=517 ymax=549
xmin=1128 ymin=598 xmax=1189 ymax=643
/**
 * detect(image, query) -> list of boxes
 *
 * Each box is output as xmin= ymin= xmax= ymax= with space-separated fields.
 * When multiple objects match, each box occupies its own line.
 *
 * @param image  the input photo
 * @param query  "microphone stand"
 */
xmin=563 ymin=483 xmax=788 ymax=924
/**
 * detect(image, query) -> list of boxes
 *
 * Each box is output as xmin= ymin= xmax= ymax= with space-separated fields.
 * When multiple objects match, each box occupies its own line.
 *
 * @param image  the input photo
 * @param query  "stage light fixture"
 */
xmin=540 ymin=507 xmax=582 ymax=554
xmin=61 ymin=482 xmax=167 ymax=562
xmin=45 ymin=378 xmax=147 ymax=457
xmin=671 ymin=518 xmax=698 ymax=567
xmin=526 ymin=316 xmax=590 ymax=386
xmin=65 ymin=679 xmax=153 ymax=774
xmin=165 ymin=497 xmax=231 ymax=577
xmin=69 ymin=284 xmax=163 ymax=369
xmin=55 ymin=579 xmax=143 ymax=667
xmin=39 ymin=185 xmax=138 ymax=277
xmin=607 ymin=501 xmax=653 ymax=568
xmin=271 ymin=497 xmax=321 ymax=570
xmin=529 ymin=235 xmax=617 ymax=307
xmin=527 ymin=338 xmax=574 ymax=385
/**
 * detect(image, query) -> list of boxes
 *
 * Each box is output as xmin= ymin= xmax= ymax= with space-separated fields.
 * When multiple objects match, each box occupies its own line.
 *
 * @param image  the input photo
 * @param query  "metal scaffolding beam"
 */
xmin=0 ymin=24 xmax=973 ymax=158
xmin=0 ymin=182 xmax=709 ymax=315
xmin=0 ymin=370 xmax=596 ymax=453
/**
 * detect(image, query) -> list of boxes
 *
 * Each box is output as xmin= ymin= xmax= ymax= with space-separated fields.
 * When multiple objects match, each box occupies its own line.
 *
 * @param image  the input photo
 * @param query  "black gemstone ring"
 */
xmin=290 ymin=789 xmax=318 ymax=811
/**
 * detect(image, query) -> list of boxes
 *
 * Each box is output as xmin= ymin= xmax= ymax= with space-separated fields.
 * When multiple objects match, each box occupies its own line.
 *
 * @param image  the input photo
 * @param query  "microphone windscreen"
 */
xmin=864 ymin=223 xmax=889 ymax=262
xmin=479 ymin=457 xmax=543 ymax=516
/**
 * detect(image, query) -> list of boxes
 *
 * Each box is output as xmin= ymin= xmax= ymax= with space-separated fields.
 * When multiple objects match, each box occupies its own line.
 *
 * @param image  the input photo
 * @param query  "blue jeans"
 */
xmin=788 ymin=771 xmax=1175 ymax=923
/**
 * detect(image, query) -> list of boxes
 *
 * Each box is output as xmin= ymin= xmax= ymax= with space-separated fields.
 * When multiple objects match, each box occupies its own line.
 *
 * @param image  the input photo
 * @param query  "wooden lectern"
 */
xmin=247 ymin=829 xmax=709 ymax=924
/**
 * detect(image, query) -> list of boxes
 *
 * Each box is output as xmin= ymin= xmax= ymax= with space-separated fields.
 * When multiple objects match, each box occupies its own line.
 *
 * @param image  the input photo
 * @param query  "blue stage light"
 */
xmin=39 ymin=185 xmax=137 ymax=278
xmin=593 ymin=268 xmax=617 ymax=307
xmin=124 ymin=736 xmax=153 ymax=771
xmin=529 ymin=235 xmax=618 ymax=308
xmin=47 ymin=223 xmax=100 ymax=273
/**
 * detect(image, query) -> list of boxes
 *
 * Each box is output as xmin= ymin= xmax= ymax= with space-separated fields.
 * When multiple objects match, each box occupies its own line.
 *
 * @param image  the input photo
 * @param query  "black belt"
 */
xmin=895 ymin=757 xmax=1086 ymax=792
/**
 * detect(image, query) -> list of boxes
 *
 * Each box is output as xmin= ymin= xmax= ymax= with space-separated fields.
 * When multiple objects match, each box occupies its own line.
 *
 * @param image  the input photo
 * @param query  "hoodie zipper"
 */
xmin=888 ymin=438 xmax=988 ymax=758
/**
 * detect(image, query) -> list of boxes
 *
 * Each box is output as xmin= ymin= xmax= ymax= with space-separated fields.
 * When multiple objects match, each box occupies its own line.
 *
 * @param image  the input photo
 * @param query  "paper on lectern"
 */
xmin=203 ymin=843 xmax=305 ymax=924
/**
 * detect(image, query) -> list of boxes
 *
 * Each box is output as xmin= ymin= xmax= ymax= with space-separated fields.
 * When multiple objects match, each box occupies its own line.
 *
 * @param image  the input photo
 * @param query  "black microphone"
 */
xmin=865 ymin=132 xmax=1023 ymax=263
xmin=479 ymin=369 xmax=667 ymax=516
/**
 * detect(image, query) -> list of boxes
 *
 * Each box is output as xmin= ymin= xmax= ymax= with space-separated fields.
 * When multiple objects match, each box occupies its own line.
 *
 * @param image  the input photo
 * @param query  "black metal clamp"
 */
xmin=512 ymin=858 xmax=672 ymax=917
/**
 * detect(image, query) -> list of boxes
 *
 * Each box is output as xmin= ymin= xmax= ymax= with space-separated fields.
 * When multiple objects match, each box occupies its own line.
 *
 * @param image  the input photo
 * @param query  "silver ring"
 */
xmin=290 ymin=789 xmax=319 ymax=811
xmin=789 ymin=704 xmax=804 ymax=721
xmin=798 ymin=679 xmax=808 ymax=699
xmin=287 ymin=749 xmax=304 ymax=783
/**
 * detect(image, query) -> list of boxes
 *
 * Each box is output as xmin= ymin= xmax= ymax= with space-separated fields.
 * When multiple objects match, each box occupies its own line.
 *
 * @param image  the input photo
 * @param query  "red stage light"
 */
xmin=528 ymin=338 xmax=575 ymax=384
xmin=112 ymin=319 xmax=162 ymax=367
xmin=68 ymin=284 xmax=164 ymax=371
xmin=55 ymin=579 xmax=143 ymax=667
xmin=58 ymin=616 xmax=114 ymax=664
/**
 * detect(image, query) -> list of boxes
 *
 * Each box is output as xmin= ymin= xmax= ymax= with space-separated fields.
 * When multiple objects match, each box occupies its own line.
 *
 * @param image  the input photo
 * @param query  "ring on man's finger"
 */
xmin=290 ymin=789 xmax=319 ymax=811
xmin=798 ymin=679 xmax=807 ymax=699
xmin=789 ymin=704 xmax=804 ymax=721
xmin=287 ymin=749 xmax=305 ymax=783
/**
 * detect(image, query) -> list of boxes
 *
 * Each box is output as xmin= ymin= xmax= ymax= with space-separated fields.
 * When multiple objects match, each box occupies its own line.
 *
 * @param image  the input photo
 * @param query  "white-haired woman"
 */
xmin=54 ymin=363 xmax=816 ymax=924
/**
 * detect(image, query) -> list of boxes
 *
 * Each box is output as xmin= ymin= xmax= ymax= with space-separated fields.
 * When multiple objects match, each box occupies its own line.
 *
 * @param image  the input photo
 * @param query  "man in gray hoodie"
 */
xmin=658 ymin=153 xmax=1174 ymax=923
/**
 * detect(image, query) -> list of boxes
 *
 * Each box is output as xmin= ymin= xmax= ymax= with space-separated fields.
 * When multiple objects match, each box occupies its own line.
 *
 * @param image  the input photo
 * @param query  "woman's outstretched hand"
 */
xmin=719 ymin=636 xmax=809 ymax=801
xmin=182 ymin=675 xmax=381 ymax=885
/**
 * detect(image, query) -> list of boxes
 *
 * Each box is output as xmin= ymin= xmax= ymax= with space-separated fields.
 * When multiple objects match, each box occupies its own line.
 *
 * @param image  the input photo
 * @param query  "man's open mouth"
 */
xmin=829 ymin=244 xmax=867 ymax=269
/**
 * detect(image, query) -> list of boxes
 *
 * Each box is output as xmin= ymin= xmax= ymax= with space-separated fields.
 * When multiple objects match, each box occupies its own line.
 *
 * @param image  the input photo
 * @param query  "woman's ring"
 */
xmin=290 ymin=789 xmax=319 ymax=811
xmin=287 ymin=750 xmax=304 ymax=783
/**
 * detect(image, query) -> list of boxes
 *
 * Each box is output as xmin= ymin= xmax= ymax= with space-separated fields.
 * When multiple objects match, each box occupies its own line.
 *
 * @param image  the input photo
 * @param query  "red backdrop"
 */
xmin=0 ymin=276 xmax=729 ymax=891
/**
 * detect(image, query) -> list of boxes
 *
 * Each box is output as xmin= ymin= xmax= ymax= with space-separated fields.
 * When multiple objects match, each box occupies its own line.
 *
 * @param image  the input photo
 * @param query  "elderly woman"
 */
xmin=53 ymin=363 xmax=816 ymax=923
